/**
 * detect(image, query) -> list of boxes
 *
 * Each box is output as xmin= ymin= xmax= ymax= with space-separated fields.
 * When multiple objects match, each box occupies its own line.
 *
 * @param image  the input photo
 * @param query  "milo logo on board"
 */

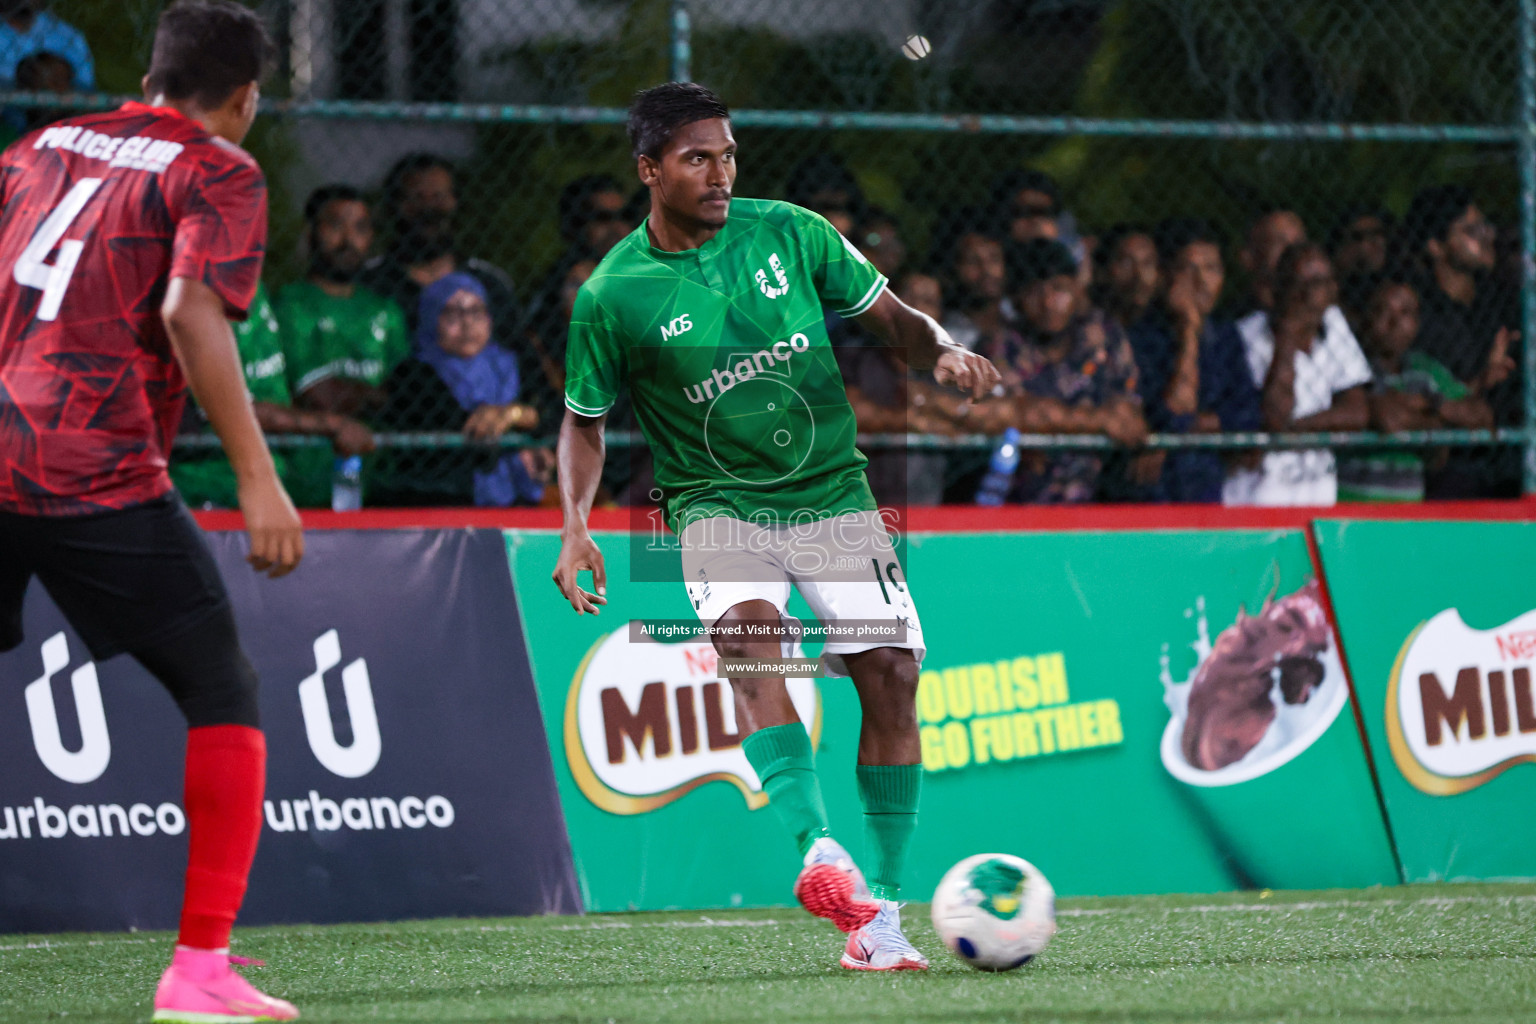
xmin=1387 ymin=608 xmax=1536 ymax=796
xmin=563 ymin=628 xmax=820 ymax=814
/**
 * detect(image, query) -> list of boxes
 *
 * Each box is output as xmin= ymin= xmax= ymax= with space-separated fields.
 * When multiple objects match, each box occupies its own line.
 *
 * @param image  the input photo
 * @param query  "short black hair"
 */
xmin=145 ymin=0 xmax=275 ymax=111
xmin=627 ymin=82 xmax=731 ymax=160
xmin=15 ymin=50 xmax=73 ymax=91
xmin=383 ymin=152 xmax=456 ymax=211
xmin=784 ymin=152 xmax=865 ymax=216
xmin=1094 ymin=222 xmax=1153 ymax=269
xmin=1007 ymin=238 xmax=1078 ymax=291
xmin=1273 ymin=240 xmax=1331 ymax=303
xmin=1154 ymin=216 xmax=1223 ymax=264
xmin=1404 ymin=184 xmax=1475 ymax=255
xmin=991 ymin=169 xmax=1062 ymax=216
xmin=303 ymin=183 xmax=366 ymax=225
xmin=558 ymin=173 xmax=625 ymax=241
xmin=1328 ymin=204 xmax=1395 ymax=251
xmin=929 ymin=205 xmax=997 ymax=275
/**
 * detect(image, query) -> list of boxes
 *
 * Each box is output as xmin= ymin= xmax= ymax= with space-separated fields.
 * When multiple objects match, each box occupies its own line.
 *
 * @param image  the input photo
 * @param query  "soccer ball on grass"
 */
xmin=930 ymin=853 xmax=1056 ymax=971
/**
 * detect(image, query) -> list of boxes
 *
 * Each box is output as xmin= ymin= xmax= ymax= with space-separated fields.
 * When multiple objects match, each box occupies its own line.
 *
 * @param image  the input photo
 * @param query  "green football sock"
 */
xmin=856 ymin=763 xmax=922 ymax=901
xmin=742 ymin=723 xmax=831 ymax=856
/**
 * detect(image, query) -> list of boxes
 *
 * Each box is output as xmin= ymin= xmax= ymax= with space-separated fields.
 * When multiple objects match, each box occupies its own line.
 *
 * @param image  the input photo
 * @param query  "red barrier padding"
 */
xmin=193 ymin=500 xmax=1536 ymax=534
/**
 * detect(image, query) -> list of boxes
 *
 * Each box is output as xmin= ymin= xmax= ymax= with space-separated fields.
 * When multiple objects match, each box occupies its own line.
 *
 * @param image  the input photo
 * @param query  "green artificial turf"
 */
xmin=3 ymin=883 xmax=1535 ymax=1023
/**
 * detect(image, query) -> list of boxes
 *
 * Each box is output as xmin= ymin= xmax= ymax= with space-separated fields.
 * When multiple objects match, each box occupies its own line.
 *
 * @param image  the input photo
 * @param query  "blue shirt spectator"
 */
xmin=1127 ymin=219 xmax=1262 ymax=502
xmin=1129 ymin=310 xmax=1261 ymax=501
xmin=0 ymin=4 xmax=94 ymax=90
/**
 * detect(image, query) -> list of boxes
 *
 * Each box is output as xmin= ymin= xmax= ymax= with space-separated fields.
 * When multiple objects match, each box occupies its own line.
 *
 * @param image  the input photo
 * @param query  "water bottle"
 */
xmin=331 ymin=454 xmax=363 ymax=512
xmin=975 ymin=427 xmax=1021 ymax=507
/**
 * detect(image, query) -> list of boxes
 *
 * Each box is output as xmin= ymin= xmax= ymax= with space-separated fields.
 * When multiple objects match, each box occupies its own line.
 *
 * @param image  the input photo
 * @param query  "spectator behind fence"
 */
xmin=1095 ymin=223 xmax=1160 ymax=330
xmin=0 ymin=1 xmax=92 ymax=89
xmin=784 ymin=152 xmax=865 ymax=237
xmin=173 ymin=283 xmax=375 ymax=509
xmin=1238 ymin=207 xmax=1308 ymax=316
xmin=1330 ymin=205 xmax=1393 ymax=277
xmin=937 ymin=215 xmax=1008 ymax=352
xmin=990 ymin=169 xmax=1062 ymax=244
xmin=1403 ymin=184 xmax=1520 ymax=496
xmin=359 ymin=152 xmax=521 ymax=344
xmin=278 ymin=185 xmax=409 ymax=502
xmin=959 ymin=239 xmax=1145 ymax=504
xmin=1225 ymin=242 xmax=1371 ymax=506
xmin=1330 ymin=204 xmax=1394 ymax=323
xmin=377 ymin=273 xmax=546 ymax=507
xmin=280 ymin=185 xmax=409 ymax=415
xmin=557 ymin=173 xmax=634 ymax=261
xmin=854 ymin=206 xmax=908 ymax=280
xmin=0 ymin=46 xmax=66 ymax=149
xmin=1126 ymin=218 xmax=1262 ymax=502
xmin=836 ymin=270 xmax=953 ymax=508
xmin=1337 ymin=276 xmax=1499 ymax=503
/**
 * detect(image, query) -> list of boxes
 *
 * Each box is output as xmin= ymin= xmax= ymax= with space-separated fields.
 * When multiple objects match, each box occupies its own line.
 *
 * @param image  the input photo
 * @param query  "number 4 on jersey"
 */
xmin=13 ymin=177 xmax=102 ymax=321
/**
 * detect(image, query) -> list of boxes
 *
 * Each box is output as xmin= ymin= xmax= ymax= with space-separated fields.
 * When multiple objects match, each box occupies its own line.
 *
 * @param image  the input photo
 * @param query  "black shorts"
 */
xmin=0 ymin=494 xmax=231 ymax=660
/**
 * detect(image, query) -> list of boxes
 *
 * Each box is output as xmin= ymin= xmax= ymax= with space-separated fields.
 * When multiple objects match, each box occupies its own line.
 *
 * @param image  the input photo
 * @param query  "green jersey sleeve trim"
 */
xmin=564 ymin=392 xmax=614 ymax=416
xmin=295 ymin=364 xmax=338 ymax=393
xmin=835 ymin=274 xmax=888 ymax=318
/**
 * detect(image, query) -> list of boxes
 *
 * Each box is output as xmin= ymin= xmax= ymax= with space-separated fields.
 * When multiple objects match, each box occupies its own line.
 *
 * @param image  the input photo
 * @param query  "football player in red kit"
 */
xmin=0 ymin=2 xmax=302 ymax=1020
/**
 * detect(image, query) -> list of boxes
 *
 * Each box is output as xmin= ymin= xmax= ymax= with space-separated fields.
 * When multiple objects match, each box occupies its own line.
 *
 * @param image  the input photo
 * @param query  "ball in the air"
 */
xmin=930 ymin=853 xmax=1057 ymax=971
xmin=902 ymin=34 xmax=932 ymax=60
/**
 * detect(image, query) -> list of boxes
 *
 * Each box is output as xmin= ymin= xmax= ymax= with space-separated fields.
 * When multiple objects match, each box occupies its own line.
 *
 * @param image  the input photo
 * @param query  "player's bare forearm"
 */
xmin=164 ymin=277 xmax=303 ymax=577
xmin=855 ymin=289 xmax=1000 ymax=399
xmin=553 ymin=408 xmax=609 ymax=613
xmin=558 ymin=408 xmax=608 ymax=535
xmin=855 ymin=288 xmax=946 ymax=369
xmin=164 ymin=278 xmax=279 ymax=487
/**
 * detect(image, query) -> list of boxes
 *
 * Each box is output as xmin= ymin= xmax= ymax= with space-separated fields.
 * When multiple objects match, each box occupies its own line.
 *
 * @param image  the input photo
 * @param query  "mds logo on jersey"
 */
xmin=660 ymin=313 xmax=693 ymax=339
xmin=564 ymin=627 xmax=820 ymax=814
xmin=1387 ymin=607 xmax=1536 ymax=795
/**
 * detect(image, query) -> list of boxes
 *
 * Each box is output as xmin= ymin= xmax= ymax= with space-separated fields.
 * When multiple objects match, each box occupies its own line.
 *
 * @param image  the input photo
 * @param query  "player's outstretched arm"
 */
xmin=552 ymin=408 xmax=609 ymax=615
xmin=855 ymin=289 xmax=1000 ymax=400
xmin=163 ymin=277 xmax=304 ymax=578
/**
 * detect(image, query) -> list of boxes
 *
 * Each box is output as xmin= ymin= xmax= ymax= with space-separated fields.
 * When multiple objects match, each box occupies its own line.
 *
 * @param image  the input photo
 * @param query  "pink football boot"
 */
xmin=152 ymin=946 xmax=299 ymax=1022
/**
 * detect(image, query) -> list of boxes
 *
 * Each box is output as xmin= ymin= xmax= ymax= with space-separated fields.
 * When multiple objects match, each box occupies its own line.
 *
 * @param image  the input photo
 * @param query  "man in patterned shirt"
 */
xmin=0 ymin=2 xmax=300 ymax=1019
xmin=552 ymin=82 xmax=999 ymax=971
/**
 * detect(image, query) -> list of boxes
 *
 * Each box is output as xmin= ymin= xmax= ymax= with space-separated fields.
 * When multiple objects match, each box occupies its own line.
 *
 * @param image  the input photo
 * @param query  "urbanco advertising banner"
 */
xmin=0 ymin=528 xmax=579 ymax=933
xmin=1314 ymin=519 xmax=1536 ymax=882
xmin=508 ymin=526 xmax=1397 ymax=913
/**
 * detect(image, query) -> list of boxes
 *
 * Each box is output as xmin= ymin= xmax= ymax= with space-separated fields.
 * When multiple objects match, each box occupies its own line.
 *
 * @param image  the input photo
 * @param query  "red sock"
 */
xmin=178 ymin=725 xmax=266 ymax=950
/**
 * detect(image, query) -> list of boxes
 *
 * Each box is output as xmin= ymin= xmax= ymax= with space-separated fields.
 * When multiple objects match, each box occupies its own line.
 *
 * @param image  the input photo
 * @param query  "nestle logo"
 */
xmin=1495 ymin=629 xmax=1536 ymax=661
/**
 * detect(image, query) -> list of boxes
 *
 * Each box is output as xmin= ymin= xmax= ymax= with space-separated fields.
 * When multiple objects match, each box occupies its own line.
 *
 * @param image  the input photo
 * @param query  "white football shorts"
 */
xmin=679 ymin=509 xmax=925 ymax=676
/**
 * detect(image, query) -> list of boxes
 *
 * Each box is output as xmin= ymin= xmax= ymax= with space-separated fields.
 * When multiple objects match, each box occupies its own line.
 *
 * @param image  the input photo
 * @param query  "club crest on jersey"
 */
xmin=755 ymin=253 xmax=790 ymax=299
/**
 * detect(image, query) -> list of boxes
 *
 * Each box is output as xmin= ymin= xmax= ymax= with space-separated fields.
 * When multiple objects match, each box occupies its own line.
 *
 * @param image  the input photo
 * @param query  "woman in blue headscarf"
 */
xmin=376 ymin=272 xmax=548 ymax=506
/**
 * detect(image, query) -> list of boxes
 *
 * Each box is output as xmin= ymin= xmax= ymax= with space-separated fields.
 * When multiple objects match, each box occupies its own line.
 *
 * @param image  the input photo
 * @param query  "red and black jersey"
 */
xmin=0 ymin=101 xmax=266 ymax=516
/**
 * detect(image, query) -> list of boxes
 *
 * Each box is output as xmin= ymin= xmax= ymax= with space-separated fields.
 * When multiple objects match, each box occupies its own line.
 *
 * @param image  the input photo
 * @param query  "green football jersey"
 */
xmin=276 ymin=280 xmax=410 ymax=396
xmin=172 ymin=282 xmax=294 ymax=508
xmin=565 ymin=199 xmax=887 ymax=530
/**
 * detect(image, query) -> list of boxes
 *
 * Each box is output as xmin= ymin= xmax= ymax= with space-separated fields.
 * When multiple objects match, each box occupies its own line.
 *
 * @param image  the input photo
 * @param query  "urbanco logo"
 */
xmin=24 ymin=633 xmax=110 ymax=784
xmin=564 ymin=627 xmax=820 ymax=814
xmin=298 ymin=629 xmax=382 ymax=779
xmin=1387 ymin=607 xmax=1536 ymax=796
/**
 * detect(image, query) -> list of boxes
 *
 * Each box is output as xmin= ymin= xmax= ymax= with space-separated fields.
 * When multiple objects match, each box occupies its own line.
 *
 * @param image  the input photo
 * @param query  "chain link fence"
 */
xmin=14 ymin=0 xmax=1536 ymax=507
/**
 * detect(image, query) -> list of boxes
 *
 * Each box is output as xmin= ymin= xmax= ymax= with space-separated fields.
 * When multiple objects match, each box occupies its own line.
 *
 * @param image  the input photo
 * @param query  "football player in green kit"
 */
xmin=553 ymin=83 xmax=1000 ymax=971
